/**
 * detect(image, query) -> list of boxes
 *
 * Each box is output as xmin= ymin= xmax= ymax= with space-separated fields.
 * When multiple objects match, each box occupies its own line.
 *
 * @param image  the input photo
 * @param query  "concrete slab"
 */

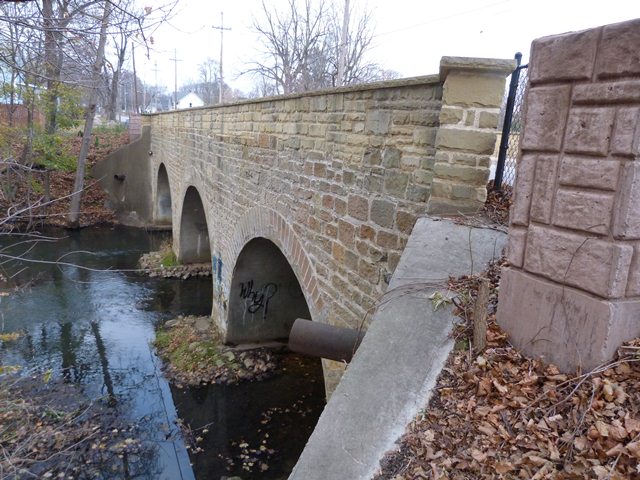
xmin=290 ymin=217 xmax=507 ymax=480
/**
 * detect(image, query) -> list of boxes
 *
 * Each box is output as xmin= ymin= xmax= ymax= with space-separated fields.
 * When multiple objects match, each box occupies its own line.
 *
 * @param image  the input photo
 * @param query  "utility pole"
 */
xmin=132 ymin=43 xmax=139 ymax=113
xmin=153 ymin=61 xmax=159 ymax=112
xmin=212 ymin=12 xmax=231 ymax=104
xmin=170 ymin=49 xmax=182 ymax=109
xmin=337 ymin=0 xmax=350 ymax=87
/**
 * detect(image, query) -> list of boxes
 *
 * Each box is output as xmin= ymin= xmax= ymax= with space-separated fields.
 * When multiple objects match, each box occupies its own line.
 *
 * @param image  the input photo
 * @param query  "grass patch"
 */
xmin=160 ymin=249 xmax=178 ymax=268
xmin=154 ymin=323 xmax=236 ymax=383
xmin=153 ymin=318 xmax=279 ymax=386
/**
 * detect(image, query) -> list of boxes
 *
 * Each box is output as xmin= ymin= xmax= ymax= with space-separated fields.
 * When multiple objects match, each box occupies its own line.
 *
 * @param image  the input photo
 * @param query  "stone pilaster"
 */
xmin=427 ymin=56 xmax=515 ymax=214
xmin=498 ymin=18 xmax=640 ymax=372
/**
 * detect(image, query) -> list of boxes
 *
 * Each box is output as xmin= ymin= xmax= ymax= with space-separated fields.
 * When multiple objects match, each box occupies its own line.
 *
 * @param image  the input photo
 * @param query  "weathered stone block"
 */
xmin=433 ymin=163 xmax=488 ymax=184
xmin=344 ymin=249 xmax=359 ymax=272
xmin=523 ymin=224 xmax=632 ymax=298
xmin=413 ymin=128 xmax=437 ymax=146
xmin=435 ymin=128 xmax=497 ymax=155
xmin=451 ymin=184 xmax=476 ymax=200
xmin=611 ymin=107 xmax=640 ymax=157
xmin=595 ymin=19 xmax=640 ymax=78
xmin=382 ymin=147 xmax=401 ymax=168
xmin=376 ymin=230 xmax=398 ymax=249
xmin=478 ymin=111 xmax=500 ymax=129
xmin=464 ymin=111 xmax=475 ymax=126
xmin=348 ymin=195 xmax=369 ymax=221
xmin=564 ymin=107 xmax=616 ymax=156
xmin=322 ymin=194 xmax=334 ymax=209
xmin=440 ymin=107 xmax=463 ymax=125
xmin=370 ymin=199 xmax=395 ymax=228
xmin=334 ymin=198 xmax=347 ymax=216
xmin=521 ymin=86 xmax=571 ymax=152
xmin=552 ymin=189 xmax=615 ymax=235
xmin=613 ymin=162 xmax=640 ymax=240
xmin=332 ymin=242 xmax=345 ymax=262
xmin=529 ymin=155 xmax=559 ymax=224
xmin=443 ymin=72 xmax=505 ymax=108
xmin=558 ymin=156 xmax=620 ymax=191
xmin=510 ymin=154 xmax=537 ymax=226
xmin=396 ymin=211 xmax=417 ymax=235
xmin=359 ymin=224 xmax=375 ymax=241
xmin=506 ymin=227 xmax=527 ymax=268
xmin=365 ymin=111 xmax=392 ymax=135
xmin=413 ymin=170 xmax=434 ymax=185
xmin=358 ymin=259 xmax=380 ymax=284
xmin=409 ymin=111 xmax=440 ymax=126
xmin=625 ymin=243 xmax=640 ymax=296
xmin=383 ymin=171 xmax=409 ymax=197
xmin=529 ymin=28 xmax=598 ymax=83
xmin=572 ymin=80 xmax=640 ymax=105
xmin=324 ymin=224 xmax=337 ymax=238
xmin=406 ymin=184 xmax=430 ymax=203
xmin=498 ymin=268 xmax=640 ymax=372
xmin=338 ymin=219 xmax=356 ymax=248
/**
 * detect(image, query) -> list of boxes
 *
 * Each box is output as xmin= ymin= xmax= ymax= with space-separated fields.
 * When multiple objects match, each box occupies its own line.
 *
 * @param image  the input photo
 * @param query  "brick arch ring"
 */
xmin=226 ymin=206 xmax=325 ymax=323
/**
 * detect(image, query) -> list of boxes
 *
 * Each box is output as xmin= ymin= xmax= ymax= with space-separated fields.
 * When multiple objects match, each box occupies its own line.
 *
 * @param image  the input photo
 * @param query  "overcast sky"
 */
xmin=135 ymin=0 xmax=638 ymax=95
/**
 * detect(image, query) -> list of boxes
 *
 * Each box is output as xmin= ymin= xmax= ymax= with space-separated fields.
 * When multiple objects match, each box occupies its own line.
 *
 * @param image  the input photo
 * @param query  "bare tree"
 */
xmin=248 ymin=0 xmax=395 ymax=95
xmin=198 ymin=57 xmax=220 ymax=105
xmin=249 ymin=0 xmax=329 ymax=94
xmin=67 ymin=0 xmax=112 ymax=229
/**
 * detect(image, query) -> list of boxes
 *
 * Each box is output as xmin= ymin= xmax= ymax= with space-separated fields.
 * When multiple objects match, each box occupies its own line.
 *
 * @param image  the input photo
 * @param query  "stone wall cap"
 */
xmin=145 ymin=74 xmax=440 ymax=116
xmin=439 ymin=56 xmax=516 ymax=79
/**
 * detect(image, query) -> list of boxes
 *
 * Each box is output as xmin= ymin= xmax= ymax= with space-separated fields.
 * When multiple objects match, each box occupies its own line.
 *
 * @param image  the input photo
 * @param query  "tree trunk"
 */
xmin=42 ymin=0 xmax=58 ymax=134
xmin=108 ymin=37 xmax=127 ymax=121
xmin=67 ymin=0 xmax=112 ymax=229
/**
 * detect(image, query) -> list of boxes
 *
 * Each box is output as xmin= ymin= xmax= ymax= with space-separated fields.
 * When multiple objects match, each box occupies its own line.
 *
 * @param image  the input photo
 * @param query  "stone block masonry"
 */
xmin=143 ymin=57 xmax=512 ymax=393
xmin=498 ymin=18 xmax=640 ymax=373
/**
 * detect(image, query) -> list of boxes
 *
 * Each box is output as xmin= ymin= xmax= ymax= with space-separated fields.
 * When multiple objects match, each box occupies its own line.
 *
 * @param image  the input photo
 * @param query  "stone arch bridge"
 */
xmin=95 ymin=56 xmax=513 ymax=391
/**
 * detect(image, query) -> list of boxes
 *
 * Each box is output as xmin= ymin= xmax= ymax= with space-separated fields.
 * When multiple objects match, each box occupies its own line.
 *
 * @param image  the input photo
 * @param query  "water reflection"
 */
xmin=0 ymin=226 xmax=325 ymax=479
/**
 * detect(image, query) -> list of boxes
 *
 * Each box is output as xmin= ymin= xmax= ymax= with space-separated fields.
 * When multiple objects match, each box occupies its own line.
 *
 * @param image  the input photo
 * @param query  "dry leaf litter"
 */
xmin=375 ymin=259 xmax=640 ymax=479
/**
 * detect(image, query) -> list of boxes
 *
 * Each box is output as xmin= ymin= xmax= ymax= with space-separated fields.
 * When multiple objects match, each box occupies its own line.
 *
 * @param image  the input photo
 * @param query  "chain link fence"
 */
xmin=494 ymin=56 xmax=528 ymax=190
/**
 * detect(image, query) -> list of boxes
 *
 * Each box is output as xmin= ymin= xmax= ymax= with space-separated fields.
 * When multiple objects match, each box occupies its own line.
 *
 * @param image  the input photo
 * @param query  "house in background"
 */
xmin=176 ymin=92 xmax=204 ymax=109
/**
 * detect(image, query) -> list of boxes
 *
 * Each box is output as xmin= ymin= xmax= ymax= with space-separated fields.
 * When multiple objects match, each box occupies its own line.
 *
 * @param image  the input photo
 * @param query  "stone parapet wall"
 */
xmin=151 ymin=77 xmax=442 ymax=329
xmin=498 ymin=18 xmax=640 ymax=372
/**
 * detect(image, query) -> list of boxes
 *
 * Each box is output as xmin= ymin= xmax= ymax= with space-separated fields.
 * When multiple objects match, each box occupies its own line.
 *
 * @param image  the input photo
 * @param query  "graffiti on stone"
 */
xmin=239 ymin=280 xmax=277 ymax=320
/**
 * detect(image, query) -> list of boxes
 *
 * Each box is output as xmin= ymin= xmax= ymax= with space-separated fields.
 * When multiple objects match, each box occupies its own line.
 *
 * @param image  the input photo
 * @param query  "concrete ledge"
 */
xmin=290 ymin=217 xmax=507 ymax=480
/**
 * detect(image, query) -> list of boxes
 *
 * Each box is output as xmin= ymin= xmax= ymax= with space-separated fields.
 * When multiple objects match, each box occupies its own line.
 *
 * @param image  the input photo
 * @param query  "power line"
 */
xmin=373 ymin=0 xmax=512 ymax=39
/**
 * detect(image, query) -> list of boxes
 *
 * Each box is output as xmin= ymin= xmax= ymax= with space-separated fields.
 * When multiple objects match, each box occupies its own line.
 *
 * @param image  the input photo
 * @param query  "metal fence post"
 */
xmin=494 ymin=52 xmax=523 ymax=191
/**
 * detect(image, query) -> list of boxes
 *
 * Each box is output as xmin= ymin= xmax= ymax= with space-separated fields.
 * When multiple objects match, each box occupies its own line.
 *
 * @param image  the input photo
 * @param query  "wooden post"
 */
xmin=473 ymin=279 xmax=490 ymax=352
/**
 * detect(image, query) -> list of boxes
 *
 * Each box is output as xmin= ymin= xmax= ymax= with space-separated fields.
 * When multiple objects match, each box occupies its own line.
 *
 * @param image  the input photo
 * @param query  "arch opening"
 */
xmin=227 ymin=238 xmax=311 ymax=344
xmin=178 ymin=186 xmax=211 ymax=264
xmin=155 ymin=164 xmax=172 ymax=225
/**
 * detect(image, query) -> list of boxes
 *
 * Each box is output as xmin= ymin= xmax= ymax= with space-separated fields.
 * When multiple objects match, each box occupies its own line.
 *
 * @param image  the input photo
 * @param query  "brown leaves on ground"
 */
xmin=375 ymin=260 xmax=640 ymax=480
xmin=482 ymin=182 xmax=512 ymax=226
xmin=0 ymin=130 xmax=128 ymax=229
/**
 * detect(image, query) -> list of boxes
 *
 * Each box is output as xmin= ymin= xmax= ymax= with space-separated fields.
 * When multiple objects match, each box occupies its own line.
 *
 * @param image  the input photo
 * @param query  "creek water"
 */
xmin=0 ymin=226 xmax=325 ymax=479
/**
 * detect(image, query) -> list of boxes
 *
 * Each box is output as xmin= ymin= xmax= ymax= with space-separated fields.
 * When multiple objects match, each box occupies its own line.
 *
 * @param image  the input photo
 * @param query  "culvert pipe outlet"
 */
xmin=288 ymin=318 xmax=365 ymax=363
